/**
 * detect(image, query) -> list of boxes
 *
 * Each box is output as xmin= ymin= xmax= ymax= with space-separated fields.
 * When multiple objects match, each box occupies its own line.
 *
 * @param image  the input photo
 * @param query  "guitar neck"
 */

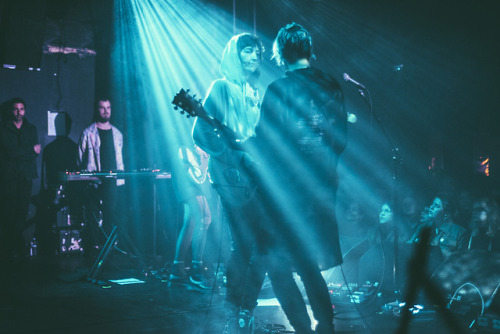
xmin=173 ymin=88 xmax=244 ymax=150
xmin=198 ymin=112 xmax=245 ymax=151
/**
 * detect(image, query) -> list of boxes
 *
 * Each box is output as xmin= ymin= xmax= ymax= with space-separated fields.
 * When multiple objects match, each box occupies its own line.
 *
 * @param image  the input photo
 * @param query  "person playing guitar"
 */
xmin=188 ymin=33 xmax=314 ymax=334
xmin=192 ymin=33 xmax=263 ymax=334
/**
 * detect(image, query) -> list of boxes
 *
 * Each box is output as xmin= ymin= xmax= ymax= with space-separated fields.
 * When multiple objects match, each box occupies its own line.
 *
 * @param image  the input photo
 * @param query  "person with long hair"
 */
xmin=192 ymin=33 xmax=265 ymax=333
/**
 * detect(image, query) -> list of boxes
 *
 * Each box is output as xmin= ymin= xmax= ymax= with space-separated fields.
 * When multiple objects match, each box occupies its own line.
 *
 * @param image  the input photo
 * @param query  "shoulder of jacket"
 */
xmin=111 ymin=125 xmax=123 ymax=135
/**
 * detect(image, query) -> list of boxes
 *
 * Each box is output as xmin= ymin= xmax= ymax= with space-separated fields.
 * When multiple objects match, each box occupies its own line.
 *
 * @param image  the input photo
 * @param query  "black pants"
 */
xmin=223 ymin=196 xmax=314 ymax=332
xmin=0 ymin=176 xmax=32 ymax=258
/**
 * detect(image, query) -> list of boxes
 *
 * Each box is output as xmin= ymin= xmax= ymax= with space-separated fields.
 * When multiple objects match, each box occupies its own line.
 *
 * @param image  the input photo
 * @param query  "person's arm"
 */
xmin=77 ymin=131 xmax=87 ymax=170
xmin=2 ymin=125 xmax=39 ymax=160
xmin=192 ymin=81 xmax=245 ymax=168
xmin=115 ymin=128 xmax=125 ymax=171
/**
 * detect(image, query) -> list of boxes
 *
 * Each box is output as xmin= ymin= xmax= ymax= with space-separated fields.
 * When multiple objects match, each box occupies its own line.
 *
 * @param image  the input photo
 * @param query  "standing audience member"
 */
xmin=0 ymin=97 xmax=41 ymax=258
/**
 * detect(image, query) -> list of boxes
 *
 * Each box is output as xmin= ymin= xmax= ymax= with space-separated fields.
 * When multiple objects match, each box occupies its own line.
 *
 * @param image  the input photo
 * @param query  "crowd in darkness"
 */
xmin=337 ymin=174 xmax=500 ymax=293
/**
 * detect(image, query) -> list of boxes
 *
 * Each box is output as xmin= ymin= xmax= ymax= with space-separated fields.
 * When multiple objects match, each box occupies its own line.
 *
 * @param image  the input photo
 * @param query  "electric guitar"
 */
xmin=172 ymin=88 xmax=256 ymax=206
xmin=178 ymin=145 xmax=209 ymax=185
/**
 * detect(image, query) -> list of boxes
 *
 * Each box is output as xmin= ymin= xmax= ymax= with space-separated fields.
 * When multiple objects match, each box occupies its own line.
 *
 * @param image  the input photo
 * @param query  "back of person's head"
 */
xmin=54 ymin=111 xmax=72 ymax=136
xmin=272 ymin=22 xmax=314 ymax=66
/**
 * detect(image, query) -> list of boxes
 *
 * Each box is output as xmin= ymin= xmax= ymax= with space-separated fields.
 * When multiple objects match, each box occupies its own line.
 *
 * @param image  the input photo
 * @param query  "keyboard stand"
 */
xmin=88 ymin=225 xmax=118 ymax=282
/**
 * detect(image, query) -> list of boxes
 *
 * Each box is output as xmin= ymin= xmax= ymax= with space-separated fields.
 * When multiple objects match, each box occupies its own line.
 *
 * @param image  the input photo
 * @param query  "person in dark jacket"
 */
xmin=0 ymin=97 xmax=40 ymax=258
xmin=194 ymin=33 xmax=314 ymax=334
xmin=255 ymin=22 xmax=348 ymax=334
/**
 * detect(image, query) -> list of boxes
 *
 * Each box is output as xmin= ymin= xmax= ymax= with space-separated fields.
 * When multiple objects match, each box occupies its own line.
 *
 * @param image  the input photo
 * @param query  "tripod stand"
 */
xmin=83 ymin=180 xmax=145 ymax=283
xmin=344 ymin=74 xmax=403 ymax=296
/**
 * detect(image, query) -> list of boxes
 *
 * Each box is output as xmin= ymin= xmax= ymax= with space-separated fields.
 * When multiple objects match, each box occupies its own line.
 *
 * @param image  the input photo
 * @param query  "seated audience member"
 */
xmin=407 ymin=205 xmax=433 ymax=243
xmin=409 ymin=195 xmax=467 ymax=259
xmin=399 ymin=192 xmax=425 ymax=239
xmin=468 ymin=196 xmax=500 ymax=252
xmin=375 ymin=201 xmax=415 ymax=243
xmin=358 ymin=201 xmax=414 ymax=290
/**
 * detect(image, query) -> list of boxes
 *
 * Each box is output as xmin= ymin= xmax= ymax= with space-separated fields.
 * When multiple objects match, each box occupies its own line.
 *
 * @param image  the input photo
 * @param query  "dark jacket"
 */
xmin=0 ymin=119 xmax=39 ymax=181
xmin=256 ymin=66 xmax=348 ymax=270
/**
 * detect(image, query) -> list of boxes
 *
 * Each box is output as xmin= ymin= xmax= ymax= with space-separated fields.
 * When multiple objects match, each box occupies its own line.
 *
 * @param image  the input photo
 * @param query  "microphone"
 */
xmin=343 ymin=73 xmax=366 ymax=89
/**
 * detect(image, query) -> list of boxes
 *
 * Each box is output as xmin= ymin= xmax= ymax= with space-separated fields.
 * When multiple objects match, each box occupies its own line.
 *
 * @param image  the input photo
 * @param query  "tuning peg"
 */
xmin=180 ymin=110 xmax=185 ymax=114
xmin=174 ymin=106 xmax=178 ymax=110
xmin=186 ymin=89 xmax=190 ymax=93
xmin=186 ymin=115 xmax=191 ymax=118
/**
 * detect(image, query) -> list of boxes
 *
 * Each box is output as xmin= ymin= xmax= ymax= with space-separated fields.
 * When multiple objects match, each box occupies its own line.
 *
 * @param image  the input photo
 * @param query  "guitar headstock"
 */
xmin=172 ymin=88 xmax=205 ymax=119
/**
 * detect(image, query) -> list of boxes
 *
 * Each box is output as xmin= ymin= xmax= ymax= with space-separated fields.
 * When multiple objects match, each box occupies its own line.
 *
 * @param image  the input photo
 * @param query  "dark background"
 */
xmin=1 ymin=0 xmax=499 ymax=246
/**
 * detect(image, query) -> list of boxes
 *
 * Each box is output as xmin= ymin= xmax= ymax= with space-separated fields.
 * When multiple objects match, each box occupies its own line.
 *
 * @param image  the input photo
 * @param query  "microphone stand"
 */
xmin=352 ymin=84 xmax=403 ymax=298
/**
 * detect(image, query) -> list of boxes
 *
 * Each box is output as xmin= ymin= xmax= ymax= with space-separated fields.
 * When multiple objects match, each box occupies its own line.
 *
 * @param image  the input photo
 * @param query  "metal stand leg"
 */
xmin=88 ymin=225 xmax=118 ymax=282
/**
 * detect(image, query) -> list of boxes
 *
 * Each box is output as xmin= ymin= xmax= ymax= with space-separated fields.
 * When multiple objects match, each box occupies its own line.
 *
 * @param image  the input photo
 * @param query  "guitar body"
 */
xmin=179 ymin=146 xmax=209 ymax=185
xmin=208 ymin=158 xmax=256 ymax=207
xmin=172 ymin=88 xmax=257 ymax=206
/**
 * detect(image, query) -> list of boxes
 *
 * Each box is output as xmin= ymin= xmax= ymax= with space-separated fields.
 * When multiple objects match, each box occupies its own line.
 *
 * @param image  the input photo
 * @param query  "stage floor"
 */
xmin=0 ymin=251 xmax=494 ymax=334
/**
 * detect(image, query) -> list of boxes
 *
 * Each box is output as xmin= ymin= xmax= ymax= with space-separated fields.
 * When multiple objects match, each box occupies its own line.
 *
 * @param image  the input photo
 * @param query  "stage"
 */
xmin=0 ymin=251 xmax=493 ymax=334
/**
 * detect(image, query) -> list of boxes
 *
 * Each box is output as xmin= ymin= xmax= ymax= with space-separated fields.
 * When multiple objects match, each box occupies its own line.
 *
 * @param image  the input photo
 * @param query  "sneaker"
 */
xmin=188 ymin=275 xmax=212 ymax=292
xmin=190 ymin=270 xmax=205 ymax=284
xmin=237 ymin=309 xmax=255 ymax=334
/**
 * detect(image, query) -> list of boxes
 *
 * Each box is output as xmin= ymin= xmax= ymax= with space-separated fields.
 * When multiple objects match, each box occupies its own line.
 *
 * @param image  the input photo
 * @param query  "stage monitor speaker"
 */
xmin=0 ymin=0 xmax=46 ymax=69
xmin=431 ymin=250 xmax=500 ymax=307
